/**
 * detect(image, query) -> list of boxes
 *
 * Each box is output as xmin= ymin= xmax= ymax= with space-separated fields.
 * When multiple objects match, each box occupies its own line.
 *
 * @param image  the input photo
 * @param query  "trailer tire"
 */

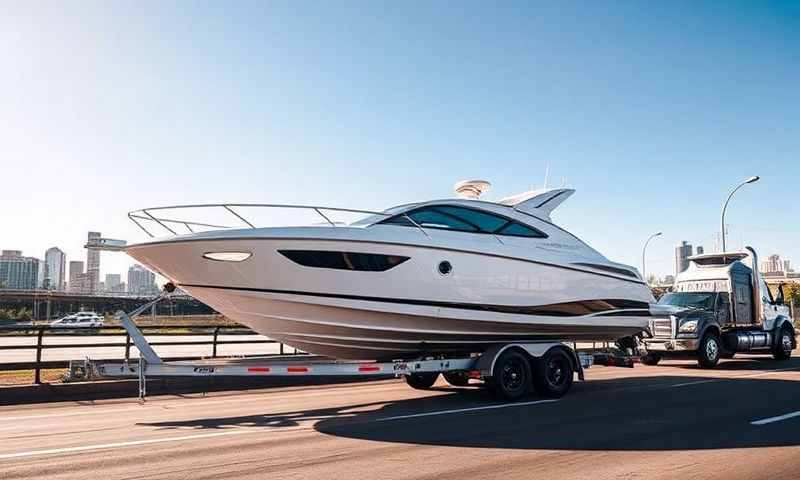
xmin=443 ymin=371 xmax=470 ymax=387
xmin=772 ymin=325 xmax=794 ymax=361
xmin=404 ymin=372 xmax=439 ymax=390
xmin=532 ymin=348 xmax=574 ymax=398
xmin=640 ymin=353 xmax=661 ymax=366
xmin=488 ymin=349 xmax=532 ymax=401
xmin=697 ymin=331 xmax=721 ymax=368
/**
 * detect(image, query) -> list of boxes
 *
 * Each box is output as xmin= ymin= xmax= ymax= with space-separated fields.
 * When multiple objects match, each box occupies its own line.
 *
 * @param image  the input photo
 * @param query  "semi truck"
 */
xmin=642 ymin=247 xmax=796 ymax=368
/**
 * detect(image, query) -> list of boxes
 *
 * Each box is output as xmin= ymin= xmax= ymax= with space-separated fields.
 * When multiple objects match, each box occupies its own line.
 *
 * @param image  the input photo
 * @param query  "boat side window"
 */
xmin=381 ymin=208 xmax=478 ymax=232
xmin=496 ymin=221 xmax=546 ymax=238
xmin=380 ymin=206 xmax=547 ymax=238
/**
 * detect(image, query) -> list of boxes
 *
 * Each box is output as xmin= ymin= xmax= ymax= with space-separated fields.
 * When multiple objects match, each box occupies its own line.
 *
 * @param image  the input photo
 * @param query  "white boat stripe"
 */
xmin=751 ymin=410 xmax=800 ymax=426
xmin=374 ymin=399 xmax=559 ymax=422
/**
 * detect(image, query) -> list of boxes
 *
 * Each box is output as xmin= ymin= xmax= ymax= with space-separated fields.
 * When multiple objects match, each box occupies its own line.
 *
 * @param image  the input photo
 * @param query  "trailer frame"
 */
xmin=71 ymin=292 xmax=637 ymax=401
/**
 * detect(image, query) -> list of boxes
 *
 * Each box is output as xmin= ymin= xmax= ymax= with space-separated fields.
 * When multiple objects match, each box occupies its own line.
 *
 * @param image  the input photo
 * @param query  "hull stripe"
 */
xmin=180 ymin=283 xmax=651 ymax=317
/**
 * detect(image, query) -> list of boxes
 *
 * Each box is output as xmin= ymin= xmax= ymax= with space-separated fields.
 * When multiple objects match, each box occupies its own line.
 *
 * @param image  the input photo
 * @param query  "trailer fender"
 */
xmin=477 ymin=343 xmax=584 ymax=382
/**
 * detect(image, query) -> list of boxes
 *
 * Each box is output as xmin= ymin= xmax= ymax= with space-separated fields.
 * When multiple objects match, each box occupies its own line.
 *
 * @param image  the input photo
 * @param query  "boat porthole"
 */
xmin=438 ymin=261 xmax=452 ymax=276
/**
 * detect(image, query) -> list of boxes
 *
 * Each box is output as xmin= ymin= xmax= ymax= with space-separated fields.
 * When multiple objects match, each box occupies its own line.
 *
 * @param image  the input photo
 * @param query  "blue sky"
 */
xmin=1 ymin=1 xmax=799 ymax=280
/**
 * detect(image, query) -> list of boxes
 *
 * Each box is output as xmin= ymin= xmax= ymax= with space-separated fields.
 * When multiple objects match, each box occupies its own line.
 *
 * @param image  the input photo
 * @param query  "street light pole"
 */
xmin=642 ymin=231 xmax=662 ymax=283
xmin=720 ymin=176 xmax=759 ymax=253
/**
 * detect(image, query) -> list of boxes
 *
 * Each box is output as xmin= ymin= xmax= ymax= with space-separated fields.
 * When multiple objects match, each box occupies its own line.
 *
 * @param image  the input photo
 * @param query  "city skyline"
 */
xmin=1 ymin=242 xmax=157 ymax=294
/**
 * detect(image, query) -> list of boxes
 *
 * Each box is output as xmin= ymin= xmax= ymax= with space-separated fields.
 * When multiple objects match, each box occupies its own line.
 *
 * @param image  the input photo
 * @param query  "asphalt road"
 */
xmin=2 ymin=352 xmax=800 ymax=480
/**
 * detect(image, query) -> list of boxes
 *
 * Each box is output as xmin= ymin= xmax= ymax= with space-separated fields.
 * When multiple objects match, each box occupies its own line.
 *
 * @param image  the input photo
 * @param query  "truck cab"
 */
xmin=642 ymin=247 xmax=795 ymax=368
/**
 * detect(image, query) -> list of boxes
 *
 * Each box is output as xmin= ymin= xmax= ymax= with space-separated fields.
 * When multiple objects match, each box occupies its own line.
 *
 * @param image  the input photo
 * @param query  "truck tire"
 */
xmin=772 ymin=325 xmax=794 ymax=361
xmin=640 ymin=353 xmax=662 ymax=366
xmin=405 ymin=372 xmax=439 ymax=390
xmin=697 ymin=331 xmax=721 ymax=368
xmin=488 ymin=349 xmax=532 ymax=401
xmin=532 ymin=348 xmax=574 ymax=398
xmin=443 ymin=371 xmax=470 ymax=387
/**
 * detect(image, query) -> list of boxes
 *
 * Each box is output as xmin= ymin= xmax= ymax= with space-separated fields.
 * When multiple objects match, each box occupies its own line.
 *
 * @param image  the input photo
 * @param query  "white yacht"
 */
xmin=125 ymin=181 xmax=654 ymax=360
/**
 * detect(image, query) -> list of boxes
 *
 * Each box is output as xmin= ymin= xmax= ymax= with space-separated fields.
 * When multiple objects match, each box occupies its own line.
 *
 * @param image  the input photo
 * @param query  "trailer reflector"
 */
xmin=287 ymin=366 xmax=311 ymax=373
xmin=358 ymin=365 xmax=382 ymax=373
xmin=247 ymin=367 xmax=270 ymax=373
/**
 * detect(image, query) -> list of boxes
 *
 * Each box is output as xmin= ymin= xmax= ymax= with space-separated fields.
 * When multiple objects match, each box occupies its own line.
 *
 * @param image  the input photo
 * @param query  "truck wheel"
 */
xmin=640 ymin=353 xmax=662 ymax=366
xmin=443 ymin=371 xmax=470 ymax=387
xmin=697 ymin=332 xmax=721 ymax=368
xmin=404 ymin=372 xmax=439 ymax=390
xmin=488 ymin=349 xmax=532 ymax=401
xmin=772 ymin=325 xmax=794 ymax=361
xmin=532 ymin=348 xmax=574 ymax=398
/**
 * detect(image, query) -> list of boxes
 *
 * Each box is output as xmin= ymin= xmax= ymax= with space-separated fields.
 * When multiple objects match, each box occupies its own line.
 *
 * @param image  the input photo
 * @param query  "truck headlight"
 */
xmin=678 ymin=319 xmax=698 ymax=334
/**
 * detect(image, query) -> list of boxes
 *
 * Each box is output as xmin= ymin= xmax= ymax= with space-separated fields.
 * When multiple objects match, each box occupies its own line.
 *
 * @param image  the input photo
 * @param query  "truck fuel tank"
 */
xmin=724 ymin=331 xmax=773 ymax=351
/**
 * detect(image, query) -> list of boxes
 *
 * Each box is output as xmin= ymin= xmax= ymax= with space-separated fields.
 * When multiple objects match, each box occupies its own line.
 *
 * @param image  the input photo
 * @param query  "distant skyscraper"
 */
xmin=69 ymin=261 xmax=85 ymax=292
xmin=761 ymin=254 xmax=784 ymax=276
xmin=784 ymin=260 xmax=792 ymax=273
xmin=128 ymin=264 xmax=157 ymax=295
xmin=105 ymin=273 xmax=123 ymax=293
xmin=0 ymin=250 xmax=44 ymax=289
xmin=696 ymin=246 xmax=704 ymax=255
xmin=86 ymin=232 xmax=102 ymax=294
xmin=44 ymin=247 xmax=66 ymax=291
xmin=675 ymin=241 xmax=693 ymax=276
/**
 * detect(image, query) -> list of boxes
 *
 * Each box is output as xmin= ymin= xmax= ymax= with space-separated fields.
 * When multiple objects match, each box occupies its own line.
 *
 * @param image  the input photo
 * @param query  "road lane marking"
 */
xmin=375 ymin=399 xmax=559 ymax=422
xmin=0 ymin=429 xmax=262 ymax=460
xmin=751 ymin=410 xmax=800 ymax=426
xmin=665 ymin=379 xmax=719 ymax=388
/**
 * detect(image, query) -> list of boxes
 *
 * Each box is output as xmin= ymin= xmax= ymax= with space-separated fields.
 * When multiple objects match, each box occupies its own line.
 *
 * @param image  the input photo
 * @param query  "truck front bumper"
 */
xmin=643 ymin=338 xmax=700 ymax=353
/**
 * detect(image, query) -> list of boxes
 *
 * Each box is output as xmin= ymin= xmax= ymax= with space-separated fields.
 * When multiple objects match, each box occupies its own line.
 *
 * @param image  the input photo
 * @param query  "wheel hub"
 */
xmin=706 ymin=339 xmax=718 ymax=360
xmin=501 ymin=361 xmax=524 ymax=391
xmin=782 ymin=333 xmax=792 ymax=353
xmin=546 ymin=359 xmax=567 ymax=387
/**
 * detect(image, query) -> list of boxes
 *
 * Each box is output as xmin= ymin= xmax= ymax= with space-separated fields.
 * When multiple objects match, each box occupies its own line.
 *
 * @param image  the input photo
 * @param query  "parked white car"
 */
xmin=51 ymin=312 xmax=105 ymax=328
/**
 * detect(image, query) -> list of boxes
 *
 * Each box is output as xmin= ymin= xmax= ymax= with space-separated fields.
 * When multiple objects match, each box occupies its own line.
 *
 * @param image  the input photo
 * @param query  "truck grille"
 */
xmin=652 ymin=318 xmax=673 ymax=338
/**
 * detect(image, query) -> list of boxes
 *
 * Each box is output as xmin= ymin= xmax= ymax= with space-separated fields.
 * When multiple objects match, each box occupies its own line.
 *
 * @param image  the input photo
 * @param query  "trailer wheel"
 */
xmin=404 ymin=372 xmax=439 ymax=390
xmin=488 ymin=349 xmax=532 ymax=401
xmin=532 ymin=348 xmax=574 ymax=398
xmin=443 ymin=371 xmax=470 ymax=387
xmin=697 ymin=331 xmax=721 ymax=368
xmin=640 ymin=353 xmax=662 ymax=366
xmin=772 ymin=325 xmax=794 ymax=361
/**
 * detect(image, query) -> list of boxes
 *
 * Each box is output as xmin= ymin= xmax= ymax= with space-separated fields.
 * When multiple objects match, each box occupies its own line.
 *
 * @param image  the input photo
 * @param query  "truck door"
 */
xmin=731 ymin=272 xmax=754 ymax=326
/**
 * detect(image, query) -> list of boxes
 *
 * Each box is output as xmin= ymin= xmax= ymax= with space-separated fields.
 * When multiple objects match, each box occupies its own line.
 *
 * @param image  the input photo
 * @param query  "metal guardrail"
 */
xmin=0 ymin=324 xmax=301 ymax=384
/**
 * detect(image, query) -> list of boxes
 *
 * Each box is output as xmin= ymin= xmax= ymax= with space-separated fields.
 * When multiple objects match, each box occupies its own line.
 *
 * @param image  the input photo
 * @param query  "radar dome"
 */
xmin=454 ymin=180 xmax=491 ymax=199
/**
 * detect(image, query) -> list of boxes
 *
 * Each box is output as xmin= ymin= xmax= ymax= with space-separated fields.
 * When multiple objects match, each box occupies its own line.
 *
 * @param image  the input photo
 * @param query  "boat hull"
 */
xmin=184 ymin=285 xmax=650 ymax=360
xmin=126 ymin=228 xmax=654 ymax=360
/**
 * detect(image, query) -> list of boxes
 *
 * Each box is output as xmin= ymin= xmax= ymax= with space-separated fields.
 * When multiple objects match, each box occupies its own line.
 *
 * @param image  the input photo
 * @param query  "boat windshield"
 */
xmin=350 ymin=204 xmax=417 ymax=227
xmin=657 ymin=292 xmax=716 ymax=311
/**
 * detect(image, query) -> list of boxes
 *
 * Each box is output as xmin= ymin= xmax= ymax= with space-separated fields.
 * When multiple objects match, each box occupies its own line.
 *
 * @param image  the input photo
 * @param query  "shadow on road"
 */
xmin=140 ymin=359 xmax=800 ymax=451
xmin=658 ymin=355 xmax=799 ymax=371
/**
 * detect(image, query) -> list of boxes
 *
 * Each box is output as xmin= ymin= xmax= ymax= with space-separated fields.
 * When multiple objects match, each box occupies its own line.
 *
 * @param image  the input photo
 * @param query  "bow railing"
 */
xmin=128 ymin=203 xmax=393 ymax=238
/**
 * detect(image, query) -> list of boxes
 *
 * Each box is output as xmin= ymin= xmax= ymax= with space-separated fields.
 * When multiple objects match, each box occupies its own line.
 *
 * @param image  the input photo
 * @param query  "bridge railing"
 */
xmin=0 ymin=324 xmax=302 ymax=385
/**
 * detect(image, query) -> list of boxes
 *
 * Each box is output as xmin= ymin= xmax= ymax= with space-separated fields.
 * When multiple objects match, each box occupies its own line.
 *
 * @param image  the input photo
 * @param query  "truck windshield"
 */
xmin=657 ymin=292 xmax=715 ymax=310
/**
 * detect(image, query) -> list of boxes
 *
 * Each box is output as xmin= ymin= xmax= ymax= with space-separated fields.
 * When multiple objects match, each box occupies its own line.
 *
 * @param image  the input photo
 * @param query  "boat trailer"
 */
xmin=71 ymin=290 xmax=637 ymax=401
